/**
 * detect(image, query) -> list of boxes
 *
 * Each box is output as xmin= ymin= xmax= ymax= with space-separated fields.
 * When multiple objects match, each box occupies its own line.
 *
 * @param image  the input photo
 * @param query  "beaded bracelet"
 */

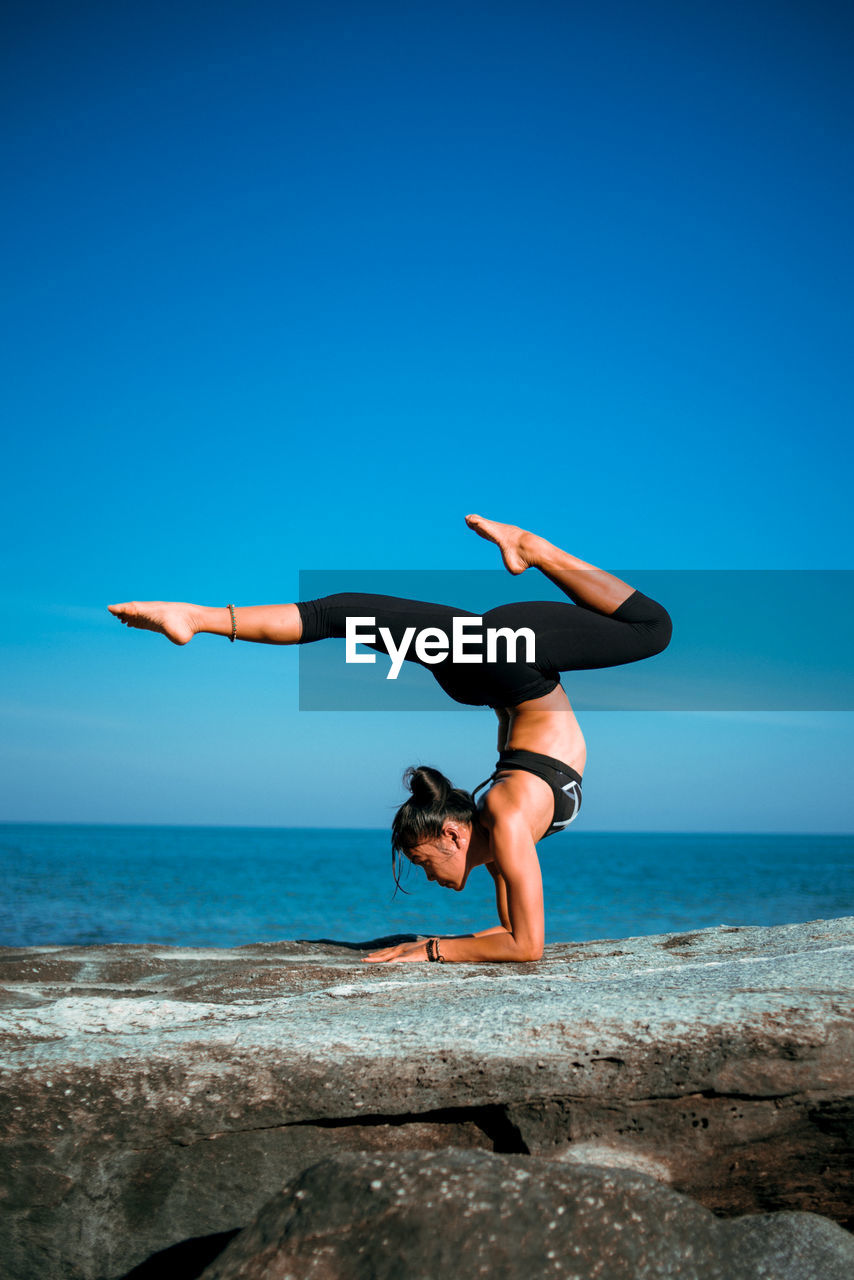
xmin=426 ymin=937 xmax=445 ymax=963
xmin=227 ymin=604 xmax=237 ymax=643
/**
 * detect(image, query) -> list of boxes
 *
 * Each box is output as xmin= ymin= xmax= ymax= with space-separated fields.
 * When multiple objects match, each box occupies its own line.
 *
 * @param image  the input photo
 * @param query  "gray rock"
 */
xmin=722 ymin=1211 xmax=854 ymax=1280
xmin=1 ymin=917 xmax=852 ymax=1279
xmin=198 ymin=1150 xmax=854 ymax=1280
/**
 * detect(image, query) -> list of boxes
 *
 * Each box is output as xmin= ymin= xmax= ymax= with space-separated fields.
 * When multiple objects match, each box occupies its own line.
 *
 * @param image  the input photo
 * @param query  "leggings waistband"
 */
xmin=497 ymin=747 xmax=583 ymax=785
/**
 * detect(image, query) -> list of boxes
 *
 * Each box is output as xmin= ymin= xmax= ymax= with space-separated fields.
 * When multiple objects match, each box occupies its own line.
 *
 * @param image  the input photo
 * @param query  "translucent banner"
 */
xmin=297 ymin=570 xmax=854 ymax=711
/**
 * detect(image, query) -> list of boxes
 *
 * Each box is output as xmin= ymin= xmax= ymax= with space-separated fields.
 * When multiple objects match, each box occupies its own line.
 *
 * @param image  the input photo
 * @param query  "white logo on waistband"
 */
xmin=551 ymin=780 xmax=581 ymax=829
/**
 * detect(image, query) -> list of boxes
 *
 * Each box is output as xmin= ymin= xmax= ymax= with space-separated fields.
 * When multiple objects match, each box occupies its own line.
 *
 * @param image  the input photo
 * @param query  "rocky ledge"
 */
xmin=0 ymin=918 xmax=852 ymax=1279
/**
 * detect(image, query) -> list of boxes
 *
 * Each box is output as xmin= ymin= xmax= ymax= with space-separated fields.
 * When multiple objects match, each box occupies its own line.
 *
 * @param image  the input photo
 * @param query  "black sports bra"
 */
xmin=472 ymin=747 xmax=583 ymax=839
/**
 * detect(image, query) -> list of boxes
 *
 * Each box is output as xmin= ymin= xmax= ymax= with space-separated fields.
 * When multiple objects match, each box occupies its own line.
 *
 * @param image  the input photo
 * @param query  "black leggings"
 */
xmin=297 ymin=589 xmax=672 ymax=708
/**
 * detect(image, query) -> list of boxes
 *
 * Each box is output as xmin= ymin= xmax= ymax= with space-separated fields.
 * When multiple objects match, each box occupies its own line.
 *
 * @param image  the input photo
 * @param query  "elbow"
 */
xmin=515 ymin=942 xmax=544 ymax=963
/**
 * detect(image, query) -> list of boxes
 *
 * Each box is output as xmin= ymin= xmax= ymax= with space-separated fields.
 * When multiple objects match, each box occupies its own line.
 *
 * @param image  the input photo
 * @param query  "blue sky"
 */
xmin=1 ymin=0 xmax=852 ymax=831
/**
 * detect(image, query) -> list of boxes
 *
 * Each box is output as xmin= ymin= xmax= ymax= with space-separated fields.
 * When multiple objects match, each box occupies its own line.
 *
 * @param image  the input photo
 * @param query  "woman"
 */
xmin=109 ymin=515 xmax=671 ymax=965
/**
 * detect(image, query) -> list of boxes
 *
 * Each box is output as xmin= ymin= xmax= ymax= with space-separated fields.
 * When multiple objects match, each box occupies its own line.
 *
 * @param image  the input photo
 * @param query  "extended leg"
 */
xmin=108 ymin=594 xmax=467 ymax=651
xmin=108 ymin=601 xmax=303 ymax=645
xmin=465 ymin=514 xmax=635 ymax=615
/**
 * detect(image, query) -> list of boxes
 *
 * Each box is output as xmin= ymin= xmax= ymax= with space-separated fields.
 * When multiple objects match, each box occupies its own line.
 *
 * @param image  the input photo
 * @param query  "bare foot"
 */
xmin=464 ymin=514 xmax=539 ymax=575
xmin=108 ymin=601 xmax=198 ymax=646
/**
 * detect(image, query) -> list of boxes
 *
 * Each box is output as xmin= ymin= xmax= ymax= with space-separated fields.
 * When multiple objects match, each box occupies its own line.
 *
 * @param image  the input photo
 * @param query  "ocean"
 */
xmin=1 ymin=824 xmax=851 ymax=950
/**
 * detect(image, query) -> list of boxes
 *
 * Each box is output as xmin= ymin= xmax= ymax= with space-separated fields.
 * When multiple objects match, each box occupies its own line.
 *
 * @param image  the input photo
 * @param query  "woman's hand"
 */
xmin=363 ymin=939 xmax=429 ymax=963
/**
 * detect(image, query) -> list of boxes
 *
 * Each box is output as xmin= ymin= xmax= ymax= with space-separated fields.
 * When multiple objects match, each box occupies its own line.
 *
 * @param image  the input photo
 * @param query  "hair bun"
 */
xmin=404 ymin=765 xmax=448 ymax=807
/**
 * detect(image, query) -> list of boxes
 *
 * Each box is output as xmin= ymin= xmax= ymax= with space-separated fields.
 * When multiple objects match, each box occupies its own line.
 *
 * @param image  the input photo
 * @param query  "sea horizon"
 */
xmin=2 ymin=824 xmax=851 ymax=952
xmin=3 ymin=820 xmax=852 ymax=835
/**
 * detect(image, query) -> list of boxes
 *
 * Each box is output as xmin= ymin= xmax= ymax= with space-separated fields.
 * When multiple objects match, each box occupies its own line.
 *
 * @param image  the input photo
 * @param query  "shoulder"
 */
xmin=480 ymin=775 xmax=530 ymax=826
xmin=482 ymin=791 xmax=542 ymax=881
xmin=481 ymin=769 xmax=551 ymax=834
xmin=479 ymin=779 xmax=546 ymax=863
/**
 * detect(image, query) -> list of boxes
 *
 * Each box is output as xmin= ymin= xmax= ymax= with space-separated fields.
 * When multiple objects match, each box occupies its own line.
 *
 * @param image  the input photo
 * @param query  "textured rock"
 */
xmin=0 ymin=918 xmax=852 ymax=1279
xmin=198 ymin=1150 xmax=854 ymax=1280
xmin=722 ymin=1210 xmax=854 ymax=1280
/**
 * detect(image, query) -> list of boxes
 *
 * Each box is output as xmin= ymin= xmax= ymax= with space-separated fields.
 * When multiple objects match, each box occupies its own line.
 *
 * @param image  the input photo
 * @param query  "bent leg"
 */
xmin=485 ymin=594 xmax=672 ymax=674
xmin=466 ymin=514 xmax=636 ymax=615
xmin=468 ymin=515 xmax=672 ymax=670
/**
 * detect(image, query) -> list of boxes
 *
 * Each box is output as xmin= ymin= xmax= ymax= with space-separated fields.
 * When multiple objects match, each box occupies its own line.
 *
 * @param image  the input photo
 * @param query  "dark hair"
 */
xmin=390 ymin=766 xmax=476 ymax=890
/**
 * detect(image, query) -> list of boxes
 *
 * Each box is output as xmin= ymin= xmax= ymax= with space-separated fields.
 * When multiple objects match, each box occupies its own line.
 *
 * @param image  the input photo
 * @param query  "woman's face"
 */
xmin=407 ymin=822 xmax=470 ymax=891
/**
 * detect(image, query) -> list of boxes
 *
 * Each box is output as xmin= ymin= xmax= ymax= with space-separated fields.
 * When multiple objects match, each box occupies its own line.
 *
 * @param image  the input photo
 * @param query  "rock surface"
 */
xmin=0 ymin=917 xmax=852 ymax=1279
xmin=198 ymin=1150 xmax=854 ymax=1280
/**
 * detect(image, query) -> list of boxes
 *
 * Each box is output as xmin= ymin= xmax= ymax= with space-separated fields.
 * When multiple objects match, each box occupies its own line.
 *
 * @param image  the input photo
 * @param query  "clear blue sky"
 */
xmin=2 ymin=0 xmax=852 ymax=831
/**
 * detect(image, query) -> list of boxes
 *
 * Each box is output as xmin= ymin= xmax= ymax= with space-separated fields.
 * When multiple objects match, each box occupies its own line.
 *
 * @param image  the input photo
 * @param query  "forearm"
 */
xmin=435 ymin=931 xmax=542 ymax=963
xmin=192 ymin=603 xmax=302 ymax=644
xmin=364 ymin=927 xmax=541 ymax=965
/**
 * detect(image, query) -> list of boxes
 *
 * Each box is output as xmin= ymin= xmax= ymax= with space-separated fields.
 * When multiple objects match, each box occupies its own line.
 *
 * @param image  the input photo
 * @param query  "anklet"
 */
xmin=227 ymin=604 xmax=237 ymax=643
